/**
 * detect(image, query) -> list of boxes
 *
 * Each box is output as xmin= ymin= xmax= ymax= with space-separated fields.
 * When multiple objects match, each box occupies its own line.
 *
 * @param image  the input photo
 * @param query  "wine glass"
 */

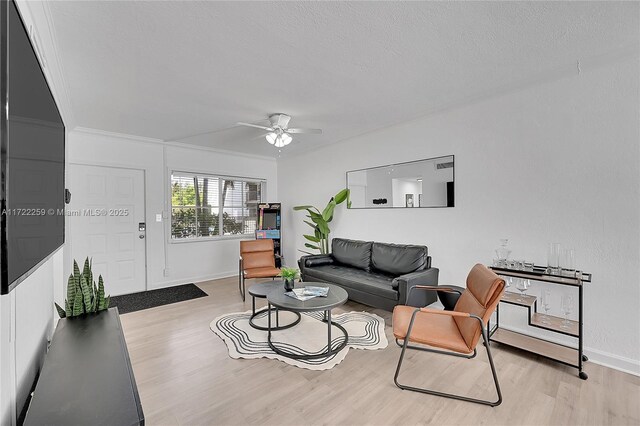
xmin=505 ymin=276 xmax=513 ymax=288
xmin=561 ymin=294 xmax=574 ymax=328
xmin=540 ymin=290 xmax=551 ymax=324
xmin=516 ymin=278 xmax=529 ymax=302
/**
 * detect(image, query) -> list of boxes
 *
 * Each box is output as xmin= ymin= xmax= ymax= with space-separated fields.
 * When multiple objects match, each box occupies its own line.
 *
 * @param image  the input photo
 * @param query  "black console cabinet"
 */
xmin=24 ymin=308 xmax=144 ymax=425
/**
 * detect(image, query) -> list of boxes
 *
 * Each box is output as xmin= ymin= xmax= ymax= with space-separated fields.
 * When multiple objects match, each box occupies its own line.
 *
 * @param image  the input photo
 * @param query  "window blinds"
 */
xmin=171 ymin=172 xmax=263 ymax=239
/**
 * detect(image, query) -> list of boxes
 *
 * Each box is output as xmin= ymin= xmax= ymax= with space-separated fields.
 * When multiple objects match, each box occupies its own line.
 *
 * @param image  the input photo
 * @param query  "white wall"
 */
xmin=278 ymin=54 xmax=640 ymax=374
xmin=67 ymin=129 xmax=278 ymax=289
xmin=0 ymin=251 xmax=63 ymax=426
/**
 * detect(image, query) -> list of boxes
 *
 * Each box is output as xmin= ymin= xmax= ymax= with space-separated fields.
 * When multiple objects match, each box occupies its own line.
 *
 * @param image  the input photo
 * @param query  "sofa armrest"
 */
xmin=393 ymin=268 xmax=439 ymax=307
xmin=298 ymin=254 xmax=334 ymax=279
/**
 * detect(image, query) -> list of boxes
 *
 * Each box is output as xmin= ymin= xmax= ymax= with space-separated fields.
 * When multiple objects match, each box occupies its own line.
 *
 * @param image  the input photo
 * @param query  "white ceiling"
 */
xmin=46 ymin=1 xmax=638 ymax=157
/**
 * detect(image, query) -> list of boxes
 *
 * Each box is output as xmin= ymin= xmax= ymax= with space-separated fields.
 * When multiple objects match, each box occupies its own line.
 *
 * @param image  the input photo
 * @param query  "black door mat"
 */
xmin=110 ymin=284 xmax=208 ymax=314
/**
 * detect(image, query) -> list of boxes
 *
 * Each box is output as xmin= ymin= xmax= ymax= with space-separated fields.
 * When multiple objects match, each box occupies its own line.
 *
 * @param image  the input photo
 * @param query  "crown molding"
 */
xmin=72 ymin=127 xmax=164 ymax=144
xmin=72 ymin=127 xmax=277 ymax=162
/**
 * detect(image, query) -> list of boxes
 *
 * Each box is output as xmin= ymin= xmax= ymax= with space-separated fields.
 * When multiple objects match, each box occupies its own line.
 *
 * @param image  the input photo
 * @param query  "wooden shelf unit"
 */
xmin=501 ymin=291 xmax=536 ymax=308
xmin=531 ymin=313 xmax=579 ymax=337
xmin=490 ymin=328 xmax=578 ymax=366
xmin=489 ymin=265 xmax=590 ymax=379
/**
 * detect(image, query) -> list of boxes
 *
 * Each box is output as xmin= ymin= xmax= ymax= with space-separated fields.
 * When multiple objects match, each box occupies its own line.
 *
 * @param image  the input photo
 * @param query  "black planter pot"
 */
xmin=284 ymin=278 xmax=295 ymax=291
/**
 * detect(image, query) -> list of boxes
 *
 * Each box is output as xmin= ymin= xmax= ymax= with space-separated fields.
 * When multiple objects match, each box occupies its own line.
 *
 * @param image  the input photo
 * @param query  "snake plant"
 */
xmin=294 ymin=188 xmax=351 ymax=254
xmin=55 ymin=257 xmax=110 ymax=318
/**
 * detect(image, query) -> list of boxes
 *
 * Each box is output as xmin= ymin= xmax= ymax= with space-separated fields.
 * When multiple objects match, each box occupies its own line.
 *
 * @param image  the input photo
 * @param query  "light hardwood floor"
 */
xmin=119 ymin=277 xmax=640 ymax=426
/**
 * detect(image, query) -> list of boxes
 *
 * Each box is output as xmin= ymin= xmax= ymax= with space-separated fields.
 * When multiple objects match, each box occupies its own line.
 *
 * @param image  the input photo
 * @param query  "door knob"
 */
xmin=139 ymin=234 xmax=145 ymax=239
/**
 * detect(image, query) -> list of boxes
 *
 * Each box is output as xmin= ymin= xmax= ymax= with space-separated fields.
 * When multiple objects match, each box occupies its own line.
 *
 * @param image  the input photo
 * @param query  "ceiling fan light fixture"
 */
xmin=265 ymin=132 xmax=277 ymax=145
xmin=282 ymin=133 xmax=292 ymax=145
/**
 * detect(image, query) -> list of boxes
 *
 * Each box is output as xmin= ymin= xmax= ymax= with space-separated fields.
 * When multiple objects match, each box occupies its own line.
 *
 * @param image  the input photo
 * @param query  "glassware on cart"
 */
xmin=561 ymin=294 xmax=574 ymax=328
xmin=547 ymin=243 xmax=561 ymax=274
xmin=561 ymin=248 xmax=575 ymax=275
xmin=515 ymin=278 xmax=530 ymax=302
xmin=506 ymin=276 xmax=513 ymax=288
xmin=524 ymin=262 xmax=534 ymax=271
xmin=540 ymin=290 xmax=551 ymax=324
xmin=495 ymin=239 xmax=511 ymax=267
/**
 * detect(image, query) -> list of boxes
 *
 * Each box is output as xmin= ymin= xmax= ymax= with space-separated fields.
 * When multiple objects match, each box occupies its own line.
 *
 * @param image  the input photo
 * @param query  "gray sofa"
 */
xmin=298 ymin=238 xmax=439 ymax=311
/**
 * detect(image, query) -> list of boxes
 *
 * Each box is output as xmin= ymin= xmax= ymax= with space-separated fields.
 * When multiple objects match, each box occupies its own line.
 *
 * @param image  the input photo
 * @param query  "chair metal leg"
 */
xmin=395 ymin=338 xmax=477 ymax=359
xmin=238 ymin=259 xmax=245 ymax=301
xmin=394 ymin=310 xmax=502 ymax=407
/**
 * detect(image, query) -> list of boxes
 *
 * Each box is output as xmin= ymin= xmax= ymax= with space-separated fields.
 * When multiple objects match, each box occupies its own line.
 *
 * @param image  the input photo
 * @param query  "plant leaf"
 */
xmin=304 ymin=243 xmax=320 ymax=250
xmin=54 ymin=302 xmax=66 ymax=318
xmin=73 ymin=260 xmax=80 ymax=278
xmin=309 ymin=212 xmax=330 ymax=234
xmin=80 ymin=277 xmax=92 ymax=313
xmin=314 ymin=219 xmax=330 ymax=236
xmin=72 ymin=291 xmax=83 ymax=316
xmin=82 ymin=257 xmax=91 ymax=280
xmin=334 ymin=188 xmax=349 ymax=204
xmin=303 ymin=234 xmax=320 ymax=243
xmin=293 ymin=205 xmax=316 ymax=211
xmin=97 ymin=276 xmax=105 ymax=310
xmin=322 ymin=200 xmax=336 ymax=222
xmin=303 ymin=220 xmax=317 ymax=229
xmin=66 ymin=274 xmax=76 ymax=313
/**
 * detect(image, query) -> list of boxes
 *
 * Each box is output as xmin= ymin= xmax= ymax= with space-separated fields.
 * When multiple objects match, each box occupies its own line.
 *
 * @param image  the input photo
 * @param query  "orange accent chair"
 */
xmin=392 ymin=263 xmax=506 ymax=406
xmin=239 ymin=239 xmax=281 ymax=301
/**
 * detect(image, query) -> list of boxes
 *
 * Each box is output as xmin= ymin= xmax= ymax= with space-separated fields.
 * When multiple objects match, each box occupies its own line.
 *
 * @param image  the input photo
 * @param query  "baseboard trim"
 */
xmin=498 ymin=325 xmax=640 ymax=377
xmin=586 ymin=348 xmax=640 ymax=377
xmin=149 ymin=271 xmax=237 ymax=290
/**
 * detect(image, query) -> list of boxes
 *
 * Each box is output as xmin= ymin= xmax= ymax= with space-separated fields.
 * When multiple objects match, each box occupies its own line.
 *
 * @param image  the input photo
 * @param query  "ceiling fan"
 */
xmin=236 ymin=114 xmax=322 ymax=148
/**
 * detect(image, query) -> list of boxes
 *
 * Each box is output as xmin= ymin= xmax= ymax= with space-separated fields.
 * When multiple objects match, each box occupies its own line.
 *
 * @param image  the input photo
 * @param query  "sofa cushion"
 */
xmin=371 ymin=242 xmax=428 ymax=275
xmin=331 ymin=238 xmax=372 ymax=272
xmin=303 ymin=264 xmax=397 ymax=300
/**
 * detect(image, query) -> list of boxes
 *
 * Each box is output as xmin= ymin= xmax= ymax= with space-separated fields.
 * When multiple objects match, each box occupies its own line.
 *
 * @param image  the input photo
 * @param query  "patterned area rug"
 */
xmin=211 ymin=310 xmax=388 ymax=370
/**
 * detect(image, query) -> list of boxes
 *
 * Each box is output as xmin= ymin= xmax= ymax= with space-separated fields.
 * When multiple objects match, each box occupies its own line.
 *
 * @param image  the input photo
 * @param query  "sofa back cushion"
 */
xmin=332 ymin=238 xmax=372 ymax=271
xmin=371 ymin=242 xmax=428 ymax=276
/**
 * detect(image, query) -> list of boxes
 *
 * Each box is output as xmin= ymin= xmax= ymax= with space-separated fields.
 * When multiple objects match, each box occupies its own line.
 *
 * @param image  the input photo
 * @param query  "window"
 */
xmin=171 ymin=172 xmax=263 ymax=240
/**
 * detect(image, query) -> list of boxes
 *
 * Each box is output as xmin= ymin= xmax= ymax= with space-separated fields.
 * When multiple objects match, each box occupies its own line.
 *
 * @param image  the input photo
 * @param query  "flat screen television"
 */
xmin=1 ymin=0 xmax=65 ymax=294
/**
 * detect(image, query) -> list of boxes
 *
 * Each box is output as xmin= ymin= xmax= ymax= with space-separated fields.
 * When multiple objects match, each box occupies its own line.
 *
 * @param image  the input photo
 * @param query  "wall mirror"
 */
xmin=346 ymin=155 xmax=454 ymax=209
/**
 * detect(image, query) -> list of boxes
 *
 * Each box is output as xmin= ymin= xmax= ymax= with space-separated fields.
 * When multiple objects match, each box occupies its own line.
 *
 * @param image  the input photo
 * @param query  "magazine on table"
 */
xmin=285 ymin=286 xmax=330 ymax=301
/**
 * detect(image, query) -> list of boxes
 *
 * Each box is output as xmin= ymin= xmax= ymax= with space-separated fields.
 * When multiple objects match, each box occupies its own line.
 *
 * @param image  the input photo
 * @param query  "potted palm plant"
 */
xmin=294 ymin=188 xmax=351 ymax=254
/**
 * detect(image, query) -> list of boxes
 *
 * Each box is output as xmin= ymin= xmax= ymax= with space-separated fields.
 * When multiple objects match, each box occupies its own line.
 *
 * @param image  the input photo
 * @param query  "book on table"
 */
xmin=285 ymin=286 xmax=330 ymax=301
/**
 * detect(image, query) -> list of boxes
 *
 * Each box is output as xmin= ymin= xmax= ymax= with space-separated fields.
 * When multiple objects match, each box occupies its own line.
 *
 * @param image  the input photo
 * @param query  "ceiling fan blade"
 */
xmin=286 ymin=128 xmax=322 ymax=134
xmin=236 ymin=122 xmax=273 ymax=131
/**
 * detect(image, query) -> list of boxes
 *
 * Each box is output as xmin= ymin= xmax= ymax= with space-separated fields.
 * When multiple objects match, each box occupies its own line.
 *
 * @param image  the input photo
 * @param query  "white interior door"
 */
xmin=68 ymin=164 xmax=146 ymax=296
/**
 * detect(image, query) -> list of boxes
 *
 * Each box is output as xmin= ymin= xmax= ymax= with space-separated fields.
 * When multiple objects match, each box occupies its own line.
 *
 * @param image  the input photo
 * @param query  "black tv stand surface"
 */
xmin=24 ymin=307 xmax=144 ymax=426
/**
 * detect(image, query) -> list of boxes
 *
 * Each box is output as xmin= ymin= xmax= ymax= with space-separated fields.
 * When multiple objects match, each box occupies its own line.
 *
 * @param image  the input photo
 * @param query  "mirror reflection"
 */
xmin=347 ymin=155 xmax=454 ymax=209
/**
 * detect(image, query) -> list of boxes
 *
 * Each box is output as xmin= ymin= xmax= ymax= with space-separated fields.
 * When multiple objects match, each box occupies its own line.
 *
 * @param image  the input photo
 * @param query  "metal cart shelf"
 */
xmin=489 ymin=266 xmax=591 ymax=380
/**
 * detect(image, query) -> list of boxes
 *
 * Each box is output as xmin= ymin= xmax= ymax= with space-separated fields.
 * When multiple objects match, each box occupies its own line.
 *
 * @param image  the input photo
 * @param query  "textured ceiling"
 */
xmin=46 ymin=1 xmax=638 ymax=157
